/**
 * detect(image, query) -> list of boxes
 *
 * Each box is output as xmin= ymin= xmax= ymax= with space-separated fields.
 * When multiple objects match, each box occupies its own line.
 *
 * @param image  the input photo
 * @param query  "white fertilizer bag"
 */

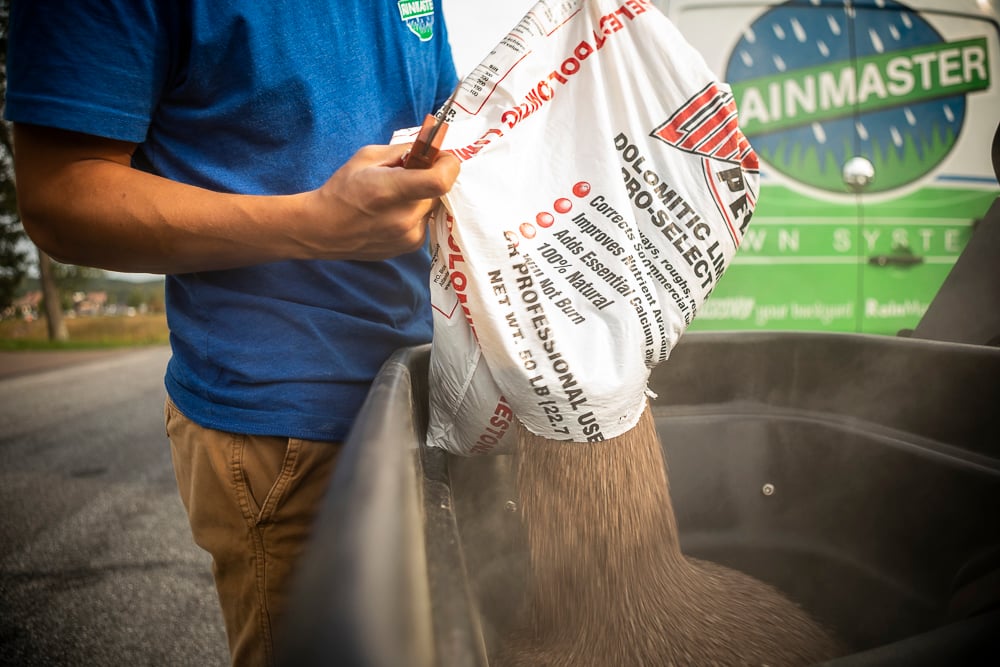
xmin=416 ymin=0 xmax=758 ymax=454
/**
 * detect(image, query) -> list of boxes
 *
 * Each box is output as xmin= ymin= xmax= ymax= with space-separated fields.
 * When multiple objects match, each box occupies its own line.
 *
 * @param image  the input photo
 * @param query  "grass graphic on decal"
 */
xmin=755 ymin=123 xmax=959 ymax=192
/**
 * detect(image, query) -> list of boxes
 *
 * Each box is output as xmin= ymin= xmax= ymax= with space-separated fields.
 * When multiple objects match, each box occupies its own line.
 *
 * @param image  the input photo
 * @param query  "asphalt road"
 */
xmin=0 ymin=346 xmax=229 ymax=667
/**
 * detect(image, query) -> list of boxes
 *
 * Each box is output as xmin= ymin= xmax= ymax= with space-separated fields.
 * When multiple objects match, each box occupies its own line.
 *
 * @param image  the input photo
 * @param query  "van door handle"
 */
xmin=868 ymin=254 xmax=924 ymax=267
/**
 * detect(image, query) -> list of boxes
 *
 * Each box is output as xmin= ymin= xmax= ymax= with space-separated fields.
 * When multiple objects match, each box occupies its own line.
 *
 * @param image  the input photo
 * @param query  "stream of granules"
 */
xmin=495 ymin=405 xmax=843 ymax=667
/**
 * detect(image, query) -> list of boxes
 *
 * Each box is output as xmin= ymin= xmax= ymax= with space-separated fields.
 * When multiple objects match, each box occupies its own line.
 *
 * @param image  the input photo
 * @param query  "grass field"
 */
xmin=0 ymin=313 xmax=169 ymax=350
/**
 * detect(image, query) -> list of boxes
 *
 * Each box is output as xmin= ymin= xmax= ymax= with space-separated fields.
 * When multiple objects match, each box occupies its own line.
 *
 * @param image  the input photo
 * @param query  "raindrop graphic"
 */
xmin=791 ymin=18 xmax=807 ymax=42
xmin=817 ymin=40 xmax=830 ymax=57
xmin=889 ymin=25 xmax=900 ymax=41
xmin=520 ymin=223 xmax=536 ymax=239
xmin=773 ymin=23 xmax=786 ymax=40
xmin=890 ymin=126 xmax=903 ymax=147
xmin=811 ymin=122 xmax=827 ymax=144
xmin=536 ymin=212 xmax=554 ymax=228
xmin=744 ymin=27 xmax=756 ymax=44
xmin=869 ymin=28 xmax=885 ymax=53
xmin=773 ymin=54 xmax=787 ymax=72
xmin=827 ymin=13 xmax=842 ymax=36
xmin=904 ymin=108 xmax=916 ymax=126
xmin=944 ymin=105 xmax=955 ymax=122
xmin=856 ymin=121 xmax=869 ymax=141
xmin=901 ymin=13 xmax=913 ymax=29
xmin=740 ymin=50 xmax=754 ymax=67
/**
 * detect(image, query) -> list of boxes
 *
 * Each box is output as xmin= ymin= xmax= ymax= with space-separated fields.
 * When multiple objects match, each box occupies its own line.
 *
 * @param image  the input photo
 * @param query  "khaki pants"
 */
xmin=165 ymin=398 xmax=341 ymax=667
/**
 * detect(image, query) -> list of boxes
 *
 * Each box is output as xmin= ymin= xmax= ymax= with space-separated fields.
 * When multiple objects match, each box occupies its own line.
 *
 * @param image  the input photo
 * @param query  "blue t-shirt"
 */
xmin=6 ymin=1 xmax=458 ymax=441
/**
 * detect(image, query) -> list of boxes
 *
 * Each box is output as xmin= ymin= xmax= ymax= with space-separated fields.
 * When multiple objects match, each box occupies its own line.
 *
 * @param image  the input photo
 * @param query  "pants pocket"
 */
xmin=236 ymin=434 xmax=301 ymax=525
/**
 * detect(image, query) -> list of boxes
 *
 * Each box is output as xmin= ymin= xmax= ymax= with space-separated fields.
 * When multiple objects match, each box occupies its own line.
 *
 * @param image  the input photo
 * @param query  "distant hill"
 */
xmin=17 ymin=273 xmax=166 ymax=306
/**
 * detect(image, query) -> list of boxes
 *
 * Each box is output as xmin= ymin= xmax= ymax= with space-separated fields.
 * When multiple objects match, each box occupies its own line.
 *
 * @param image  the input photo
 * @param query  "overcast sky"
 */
xmin=106 ymin=1 xmax=539 ymax=283
xmin=443 ymin=0 xmax=537 ymax=77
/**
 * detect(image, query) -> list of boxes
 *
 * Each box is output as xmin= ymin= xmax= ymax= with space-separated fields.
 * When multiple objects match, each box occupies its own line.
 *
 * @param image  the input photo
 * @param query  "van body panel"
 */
xmin=655 ymin=0 xmax=1000 ymax=334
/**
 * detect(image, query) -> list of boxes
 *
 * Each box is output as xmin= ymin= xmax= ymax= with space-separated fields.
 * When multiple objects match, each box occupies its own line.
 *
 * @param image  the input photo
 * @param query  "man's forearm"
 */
xmin=20 ymin=157 xmax=310 ymax=273
xmin=13 ymin=124 xmax=459 ymax=274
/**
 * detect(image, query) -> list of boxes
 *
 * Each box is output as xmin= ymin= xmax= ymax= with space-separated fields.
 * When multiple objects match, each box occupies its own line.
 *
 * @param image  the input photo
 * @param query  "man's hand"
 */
xmin=302 ymin=143 xmax=460 ymax=261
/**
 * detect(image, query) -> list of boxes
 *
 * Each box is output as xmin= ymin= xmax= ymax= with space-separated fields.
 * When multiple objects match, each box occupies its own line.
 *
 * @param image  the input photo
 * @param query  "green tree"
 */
xmin=0 ymin=124 xmax=27 ymax=313
xmin=0 ymin=0 xmax=30 ymax=314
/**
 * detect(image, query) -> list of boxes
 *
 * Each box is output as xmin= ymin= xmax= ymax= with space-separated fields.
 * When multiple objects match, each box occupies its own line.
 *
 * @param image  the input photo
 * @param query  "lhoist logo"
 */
xmin=651 ymin=83 xmax=760 ymax=245
xmin=725 ymin=0 xmax=991 ymax=194
xmin=398 ymin=0 xmax=435 ymax=42
xmin=652 ymin=83 xmax=759 ymax=171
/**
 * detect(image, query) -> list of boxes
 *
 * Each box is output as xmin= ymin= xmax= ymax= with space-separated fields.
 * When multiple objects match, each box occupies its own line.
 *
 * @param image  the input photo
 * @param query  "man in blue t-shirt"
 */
xmin=6 ymin=2 xmax=460 ymax=664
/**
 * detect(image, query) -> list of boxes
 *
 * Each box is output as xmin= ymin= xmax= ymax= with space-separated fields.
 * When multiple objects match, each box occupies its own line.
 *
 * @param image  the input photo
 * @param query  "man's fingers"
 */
xmin=394 ymin=151 xmax=461 ymax=199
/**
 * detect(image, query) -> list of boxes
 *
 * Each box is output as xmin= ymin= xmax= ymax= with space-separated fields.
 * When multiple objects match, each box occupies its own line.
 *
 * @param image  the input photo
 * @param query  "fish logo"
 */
xmin=398 ymin=0 xmax=435 ymax=42
xmin=725 ymin=0 xmax=991 ymax=194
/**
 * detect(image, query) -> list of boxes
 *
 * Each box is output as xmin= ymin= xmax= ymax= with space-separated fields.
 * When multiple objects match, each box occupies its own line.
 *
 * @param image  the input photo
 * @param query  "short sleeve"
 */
xmin=5 ymin=0 xmax=173 ymax=143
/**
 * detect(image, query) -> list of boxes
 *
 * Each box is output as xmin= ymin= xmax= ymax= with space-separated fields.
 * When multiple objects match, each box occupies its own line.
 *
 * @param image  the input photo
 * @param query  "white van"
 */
xmin=653 ymin=0 xmax=1000 ymax=334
